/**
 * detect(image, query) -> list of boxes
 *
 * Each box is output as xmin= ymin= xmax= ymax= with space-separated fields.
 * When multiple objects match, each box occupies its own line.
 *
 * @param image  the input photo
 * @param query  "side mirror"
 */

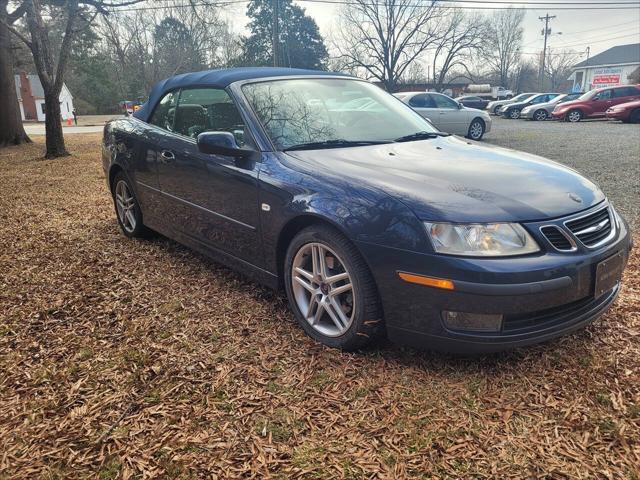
xmin=457 ymin=102 xmax=463 ymax=109
xmin=197 ymin=131 xmax=254 ymax=159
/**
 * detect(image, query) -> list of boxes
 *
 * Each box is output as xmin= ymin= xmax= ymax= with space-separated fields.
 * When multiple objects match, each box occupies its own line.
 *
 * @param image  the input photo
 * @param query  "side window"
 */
xmin=530 ymin=95 xmax=545 ymax=104
xmin=594 ymin=90 xmax=612 ymax=100
xmin=613 ymin=87 xmax=637 ymax=98
xmin=150 ymin=91 xmax=178 ymax=131
xmin=175 ymin=88 xmax=248 ymax=146
xmin=409 ymin=94 xmax=430 ymax=108
xmin=432 ymin=94 xmax=458 ymax=109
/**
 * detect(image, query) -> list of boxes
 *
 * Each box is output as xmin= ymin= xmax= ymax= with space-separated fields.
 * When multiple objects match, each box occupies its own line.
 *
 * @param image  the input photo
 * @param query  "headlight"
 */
xmin=424 ymin=222 xmax=540 ymax=256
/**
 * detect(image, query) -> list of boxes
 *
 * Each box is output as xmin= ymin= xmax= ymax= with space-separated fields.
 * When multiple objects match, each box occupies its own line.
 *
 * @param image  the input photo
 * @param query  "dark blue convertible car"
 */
xmin=102 ymin=67 xmax=632 ymax=353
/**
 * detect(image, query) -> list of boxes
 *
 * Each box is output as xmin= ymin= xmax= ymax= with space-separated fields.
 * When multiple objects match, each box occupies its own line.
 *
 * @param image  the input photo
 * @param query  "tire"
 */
xmin=630 ymin=109 xmax=640 ymax=124
xmin=284 ymin=225 xmax=384 ymax=351
xmin=533 ymin=109 xmax=548 ymax=121
xmin=111 ymin=171 xmax=147 ymax=238
xmin=508 ymin=108 xmax=521 ymax=119
xmin=492 ymin=105 xmax=501 ymax=115
xmin=467 ymin=118 xmax=485 ymax=141
xmin=566 ymin=109 xmax=583 ymax=123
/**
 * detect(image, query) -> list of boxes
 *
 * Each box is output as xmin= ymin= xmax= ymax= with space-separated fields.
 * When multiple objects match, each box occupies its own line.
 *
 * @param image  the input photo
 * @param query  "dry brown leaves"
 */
xmin=0 ymin=135 xmax=639 ymax=479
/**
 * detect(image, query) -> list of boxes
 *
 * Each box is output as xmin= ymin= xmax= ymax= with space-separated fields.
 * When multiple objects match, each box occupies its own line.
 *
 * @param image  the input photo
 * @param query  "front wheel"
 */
xmin=566 ymin=109 xmax=583 ymax=122
xmin=467 ymin=118 xmax=485 ymax=141
xmin=284 ymin=225 xmax=384 ymax=351
xmin=533 ymin=109 xmax=548 ymax=121
xmin=492 ymin=105 xmax=501 ymax=115
xmin=509 ymin=109 xmax=521 ymax=119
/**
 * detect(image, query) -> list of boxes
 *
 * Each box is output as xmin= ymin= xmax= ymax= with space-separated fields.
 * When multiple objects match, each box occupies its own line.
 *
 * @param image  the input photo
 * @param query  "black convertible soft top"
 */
xmin=133 ymin=67 xmax=349 ymax=123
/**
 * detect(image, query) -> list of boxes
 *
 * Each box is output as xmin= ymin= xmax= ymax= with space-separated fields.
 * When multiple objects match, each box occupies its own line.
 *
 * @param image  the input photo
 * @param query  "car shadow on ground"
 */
xmin=108 ymin=220 xmax=598 ymax=376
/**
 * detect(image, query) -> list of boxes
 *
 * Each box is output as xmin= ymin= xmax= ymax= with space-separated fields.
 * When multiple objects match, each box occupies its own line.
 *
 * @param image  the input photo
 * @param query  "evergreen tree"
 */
xmin=243 ymin=0 xmax=328 ymax=70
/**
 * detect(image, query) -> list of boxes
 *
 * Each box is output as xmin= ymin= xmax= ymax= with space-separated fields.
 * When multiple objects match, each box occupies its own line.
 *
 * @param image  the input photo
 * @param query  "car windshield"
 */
xmin=509 ymin=93 xmax=532 ymax=102
xmin=578 ymin=90 xmax=596 ymax=100
xmin=241 ymin=78 xmax=437 ymax=150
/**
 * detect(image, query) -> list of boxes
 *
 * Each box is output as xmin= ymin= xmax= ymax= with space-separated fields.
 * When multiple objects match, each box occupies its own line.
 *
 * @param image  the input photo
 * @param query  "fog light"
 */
xmin=442 ymin=311 xmax=503 ymax=332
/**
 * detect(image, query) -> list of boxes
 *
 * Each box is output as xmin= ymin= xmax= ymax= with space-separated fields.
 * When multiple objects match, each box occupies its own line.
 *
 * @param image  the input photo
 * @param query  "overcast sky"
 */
xmin=223 ymin=0 xmax=640 ymax=67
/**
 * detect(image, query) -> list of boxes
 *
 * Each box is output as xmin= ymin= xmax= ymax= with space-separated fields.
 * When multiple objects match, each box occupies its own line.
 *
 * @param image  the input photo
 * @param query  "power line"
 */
xmin=105 ymin=0 xmax=640 ymax=11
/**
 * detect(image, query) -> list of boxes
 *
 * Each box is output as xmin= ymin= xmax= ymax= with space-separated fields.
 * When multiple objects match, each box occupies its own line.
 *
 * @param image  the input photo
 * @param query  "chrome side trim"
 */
xmin=539 ymin=225 xmax=577 ymax=252
xmin=137 ymin=181 xmax=256 ymax=230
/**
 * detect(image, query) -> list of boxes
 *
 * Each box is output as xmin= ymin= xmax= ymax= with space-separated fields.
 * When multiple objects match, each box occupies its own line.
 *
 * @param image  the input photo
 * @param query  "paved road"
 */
xmin=24 ymin=125 xmax=105 ymax=135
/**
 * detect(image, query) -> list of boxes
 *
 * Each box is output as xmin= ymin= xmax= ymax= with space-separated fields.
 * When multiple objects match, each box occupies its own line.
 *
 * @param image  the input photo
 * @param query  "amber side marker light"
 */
xmin=398 ymin=272 xmax=455 ymax=290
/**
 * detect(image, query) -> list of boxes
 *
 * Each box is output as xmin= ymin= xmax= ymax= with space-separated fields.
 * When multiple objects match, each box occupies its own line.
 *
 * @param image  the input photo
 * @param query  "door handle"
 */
xmin=160 ymin=150 xmax=175 ymax=162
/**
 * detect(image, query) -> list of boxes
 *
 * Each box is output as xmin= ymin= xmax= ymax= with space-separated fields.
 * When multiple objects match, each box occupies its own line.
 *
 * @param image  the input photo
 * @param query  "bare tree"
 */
xmin=545 ymin=48 xmax=580 ymax=90
xmin=333 ymin=0 xmax=444 ymax=92
xmin=431 ymin=10 xmax=487 ymax=91
xmin=0 ymin=0 xmax=30 ymax=147
xmin=3 ymin=0 xmax=141 ymax=158
xmin=483 ymin=8 xmax=524 ymax=89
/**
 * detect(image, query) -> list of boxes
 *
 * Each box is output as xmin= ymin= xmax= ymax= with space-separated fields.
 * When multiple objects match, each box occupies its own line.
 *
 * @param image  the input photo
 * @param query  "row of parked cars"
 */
xmin=467 ymin=84 xmax=640 ymax=123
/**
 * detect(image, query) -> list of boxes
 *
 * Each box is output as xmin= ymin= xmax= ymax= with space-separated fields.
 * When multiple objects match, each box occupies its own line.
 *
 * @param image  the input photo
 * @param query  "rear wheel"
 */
xmin=533 ymin=109 xmax=548 ymax=121
xmin=112 ymin=172 xmax=147 ymax=238
xmin=467 ymin=118 xmax=485 ymax=141
xmin=630 ymin=109 xmax=640 ymax=123
xmin=284 ymin=225 xmax=384 ymax=351
xmin=566 ymin=109 xmax=583 ymax=122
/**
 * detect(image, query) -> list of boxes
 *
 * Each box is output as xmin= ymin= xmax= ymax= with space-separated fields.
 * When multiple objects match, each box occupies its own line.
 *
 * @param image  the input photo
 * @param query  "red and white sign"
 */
xmin=592 ymin=74 xmax=621 ymax=85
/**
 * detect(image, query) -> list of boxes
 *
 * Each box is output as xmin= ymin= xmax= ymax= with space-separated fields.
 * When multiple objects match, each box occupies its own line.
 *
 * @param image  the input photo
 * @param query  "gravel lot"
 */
xmin=1 ymin=135 xmax=639 ymax=478
xmin=485 ymin=117 xmax=640 ymax=230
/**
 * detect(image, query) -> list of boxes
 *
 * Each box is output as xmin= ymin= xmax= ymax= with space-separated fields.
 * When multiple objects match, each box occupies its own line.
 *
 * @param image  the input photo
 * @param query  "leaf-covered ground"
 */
xmin=1 ymin=135 xmax=638 ymax=479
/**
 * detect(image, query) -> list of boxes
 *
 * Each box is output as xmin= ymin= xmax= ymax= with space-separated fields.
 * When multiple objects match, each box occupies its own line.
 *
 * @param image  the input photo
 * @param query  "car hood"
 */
xmin=283 ymin=136 xmax=604 ymax=223
xmin=554 ymin=99 xmax=583 ymax=110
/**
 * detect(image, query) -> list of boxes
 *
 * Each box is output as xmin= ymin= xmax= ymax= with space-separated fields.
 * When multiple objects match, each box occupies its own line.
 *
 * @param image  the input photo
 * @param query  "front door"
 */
xmin=152 ymin=88 xmax=263 ymax=266
xmin=589 ymin=89 xmax=614 ymax=117
xmin=430 ymin=94 xmax=466 ymax=135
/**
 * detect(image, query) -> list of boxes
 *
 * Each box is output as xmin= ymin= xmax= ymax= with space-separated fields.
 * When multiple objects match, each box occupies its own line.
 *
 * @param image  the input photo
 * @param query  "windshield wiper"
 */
xmin=393 ymin=131 xmax=451 ymax=143
xmin=283 ymin=139 xmax=389 ymax=151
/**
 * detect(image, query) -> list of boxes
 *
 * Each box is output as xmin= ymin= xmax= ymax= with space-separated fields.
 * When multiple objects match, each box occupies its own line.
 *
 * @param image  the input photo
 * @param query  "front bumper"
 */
xmin=356 ymin=205 xmax=632 ymax=353
xmin=520 ymin=108 xmax=536 ymax=119
xmin=605 ymin=109 xmax=627 ymax=121
xmin=551 ymin=109 xmax=567 ymax=120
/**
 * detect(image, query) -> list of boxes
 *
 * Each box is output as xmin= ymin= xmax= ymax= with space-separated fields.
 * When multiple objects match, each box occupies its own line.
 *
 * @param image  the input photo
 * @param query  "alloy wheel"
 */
xmin=567 ymin=110 xmax=582 ymax=122
xmin=468 ymin=121 xmax=484 ymax=140
xmin=534 ymin=110 xmax=547 ymax=121
xmin=509 ymin=109 xmax=520 ymax=119
xmin=291 ymin=242 xmax=355 ymax=337
xmin=115 ymin=180 xmax=137 ymax=233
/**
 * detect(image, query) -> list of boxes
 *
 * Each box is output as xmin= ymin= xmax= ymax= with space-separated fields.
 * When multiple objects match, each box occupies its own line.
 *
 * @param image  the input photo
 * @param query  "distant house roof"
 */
xmin=14 ymin=74 xmax=45 ymax=100
xmin=574 ymin=43 xmax=640 ymax=68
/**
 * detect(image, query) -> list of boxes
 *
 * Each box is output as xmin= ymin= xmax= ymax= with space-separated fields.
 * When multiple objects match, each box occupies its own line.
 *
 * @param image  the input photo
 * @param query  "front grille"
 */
xmin=540 ymin=225 xmax=573 ymax=251
xmin=565 ymin=207 xmax=612 ymax=247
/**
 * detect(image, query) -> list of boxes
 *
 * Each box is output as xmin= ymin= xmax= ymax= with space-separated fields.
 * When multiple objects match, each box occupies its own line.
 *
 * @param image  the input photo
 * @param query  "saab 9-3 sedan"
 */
xmin=102 ymin=68 xmax=632 ymax=353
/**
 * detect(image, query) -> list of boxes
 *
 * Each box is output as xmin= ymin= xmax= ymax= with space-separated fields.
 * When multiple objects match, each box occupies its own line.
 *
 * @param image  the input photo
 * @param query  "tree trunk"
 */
xmin=0 ymin=2 xmax=31 ymax=148
xmin=43 ymin=89 xmax=68 ymax=158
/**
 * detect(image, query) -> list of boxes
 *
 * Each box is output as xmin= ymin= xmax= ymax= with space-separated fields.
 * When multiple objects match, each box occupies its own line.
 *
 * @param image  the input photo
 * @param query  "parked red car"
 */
xmin=605 ymin=99 xmax=640 ymax=123
xmin=552 ymin=85 xmax=640 ymax=122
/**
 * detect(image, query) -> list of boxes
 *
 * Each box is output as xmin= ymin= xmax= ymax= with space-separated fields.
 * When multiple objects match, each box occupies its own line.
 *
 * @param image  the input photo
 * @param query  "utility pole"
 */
xmin=539 ymin=13 xmax=556 ymax=90
xmin=272 ymin=0 xmax=279 ymax=67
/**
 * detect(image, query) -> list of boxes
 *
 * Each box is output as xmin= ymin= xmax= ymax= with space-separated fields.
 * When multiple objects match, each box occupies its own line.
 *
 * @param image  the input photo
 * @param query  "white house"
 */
xmin=571 ymin=43 xmax=640 ymax=92
xmin=14 ymin=72 xmax=74 ymax=122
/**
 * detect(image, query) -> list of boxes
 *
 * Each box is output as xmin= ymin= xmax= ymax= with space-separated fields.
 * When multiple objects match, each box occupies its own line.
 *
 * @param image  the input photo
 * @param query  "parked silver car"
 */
xmin=394 ymin=91 xmax=492 ymax=140
xmin=520 ymin=92 xmax=585 ymax=120
xmin=486 ymin=92 xmax=538 ymax=115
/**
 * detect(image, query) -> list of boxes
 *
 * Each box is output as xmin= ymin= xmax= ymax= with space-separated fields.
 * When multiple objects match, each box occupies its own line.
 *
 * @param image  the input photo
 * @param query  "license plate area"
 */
xmin=595 ymin=251 xmax=623 ymax=298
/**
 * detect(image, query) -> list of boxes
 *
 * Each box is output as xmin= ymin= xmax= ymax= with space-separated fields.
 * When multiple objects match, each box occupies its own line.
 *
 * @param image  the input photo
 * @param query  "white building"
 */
xmin=571 ymin=43 xmax=640 ymax=91
xmin=14 ymin=73 xmax=74 ymax=122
